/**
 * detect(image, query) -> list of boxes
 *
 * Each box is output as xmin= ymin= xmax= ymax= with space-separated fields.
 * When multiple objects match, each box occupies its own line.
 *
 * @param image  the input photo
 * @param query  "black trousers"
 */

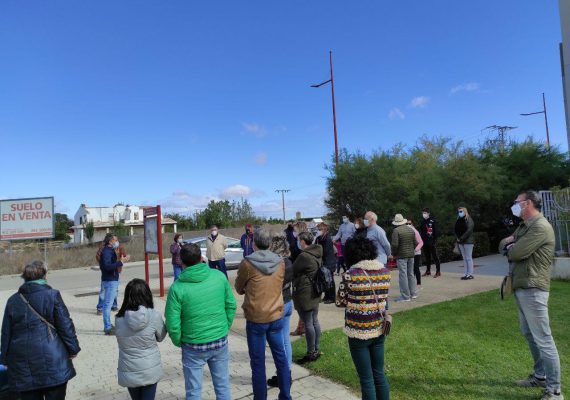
xmin=423 ymin=244 xmax=441 ymax=274
xmin=413 ymin=254 xmax=422 ymax=285
xmin=20 ymin=383 xmax=67 ymax=400
xmin=323 ymin=267 xmax=336 ymax=301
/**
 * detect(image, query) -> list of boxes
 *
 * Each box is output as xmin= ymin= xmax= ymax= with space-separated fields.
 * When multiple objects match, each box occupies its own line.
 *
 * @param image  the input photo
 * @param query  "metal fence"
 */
xmin=540 ymin=189 xmax=570 ymax=256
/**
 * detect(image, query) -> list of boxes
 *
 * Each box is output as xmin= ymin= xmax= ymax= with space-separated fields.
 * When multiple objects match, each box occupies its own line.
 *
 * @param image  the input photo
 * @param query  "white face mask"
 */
xmin=177 ymin=238 xmax=183 ymax=244
xmin=317 ymin=230 xmax=323 ymax=236
xmin=342 ymin=217 xmax=349 ymax=224
xmin=511 ymin=203 xmax=522 ymax=218
xmin=422 ymin=213 xmax=429 ymax=219
xmin=211 ymin=230 xmax=218 ymax=236
xmin=113 ymin=241 xmax=120 ymax=249
xmin=354 ymin=223 xmax=360 ymax=229
xmin=364 ymin=219 xmax=369 ymax=227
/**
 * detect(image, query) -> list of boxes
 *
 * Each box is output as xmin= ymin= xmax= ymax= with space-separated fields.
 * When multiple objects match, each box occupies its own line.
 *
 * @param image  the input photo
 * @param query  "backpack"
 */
xmin=312 ymin=266 xmax=334 ymax=298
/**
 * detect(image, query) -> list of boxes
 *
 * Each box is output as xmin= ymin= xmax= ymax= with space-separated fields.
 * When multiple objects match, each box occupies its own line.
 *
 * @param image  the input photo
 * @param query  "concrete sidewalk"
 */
xmin=0 ymin=253 xmax=508 ymax=399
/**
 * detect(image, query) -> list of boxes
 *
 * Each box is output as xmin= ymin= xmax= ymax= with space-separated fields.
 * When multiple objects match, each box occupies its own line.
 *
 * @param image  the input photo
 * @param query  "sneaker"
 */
xmin=460 ymin=276 xmax=468 ymax=280
xmin=104 ymin=326 xmax=115 ymax=336
xmin=96 ymin=309 xmax=102 ymax=315
xmin=466 ymin=275 xmax=474 ymax=280
xmin=541 ymin=390 xmax=564 ymax=400
xmin=267 ymin=375 xmax=278 ymax=387
xmin=394 ymin=297 xmax=411 ymax=302
xmin=297 ymin=351 xmax=319 ymax=365
xmin=422 ymin=271 xmax=431 ymax=276
xmin=434 ymin=272 xmax=441 ymax=278
xmin=323 ymin=299 xmax=335 ymax=304
xmin=411 ymin=295 xmax=418 ymax=299
xmin=516 ymin=374 xmax=546 ymax=388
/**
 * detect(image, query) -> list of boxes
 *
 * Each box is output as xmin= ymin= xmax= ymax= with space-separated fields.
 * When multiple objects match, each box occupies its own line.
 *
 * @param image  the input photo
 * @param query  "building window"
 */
xmin=134 ymin=212 xmax=139 ymax=220
xmin=109 ymin=213 xmax=114 ymax=221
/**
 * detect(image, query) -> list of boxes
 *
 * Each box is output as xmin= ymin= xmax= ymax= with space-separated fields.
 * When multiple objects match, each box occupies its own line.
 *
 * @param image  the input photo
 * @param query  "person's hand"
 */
xmin=504 ymin=236 xmax=515 ymax=244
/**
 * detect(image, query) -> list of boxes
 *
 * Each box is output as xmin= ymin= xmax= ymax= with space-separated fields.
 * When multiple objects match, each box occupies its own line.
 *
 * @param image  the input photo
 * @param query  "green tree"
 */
xmin=54 ymin=213 xmax=73 ymax=242
xmin=84 ymin=222 xmax=95 ymax=243
xmin=202 ymin=200 xmax=233 ymax=228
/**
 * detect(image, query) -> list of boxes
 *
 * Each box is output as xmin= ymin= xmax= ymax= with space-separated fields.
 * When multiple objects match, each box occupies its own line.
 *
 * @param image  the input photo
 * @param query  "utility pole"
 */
xmin=521 ymin=92 xmax=550 ymax=149
xmin=275 ymin=189 xmax=290 ymax=222
xmin=484 ymin=125 xmax=517 ymax=151
xmin=311 ymin=51 xmax=340 ymax=168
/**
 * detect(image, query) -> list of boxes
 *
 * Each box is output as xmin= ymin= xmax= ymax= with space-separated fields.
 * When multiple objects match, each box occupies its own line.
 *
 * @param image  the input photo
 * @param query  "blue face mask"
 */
xmin=113 ymin=241 xmax=120 ymax=249
xmin=364 ymin=219 xmax=369 ymax=227
xmin=297 ymin=239 xmax=302 ymax=249
xmin=458 ymin=211 xmax=465 ymax=218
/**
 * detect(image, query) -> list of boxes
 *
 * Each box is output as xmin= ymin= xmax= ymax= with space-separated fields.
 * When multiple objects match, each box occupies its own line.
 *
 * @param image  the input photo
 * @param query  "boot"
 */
xmin=291 ymin=320 xmax=305 ymax=336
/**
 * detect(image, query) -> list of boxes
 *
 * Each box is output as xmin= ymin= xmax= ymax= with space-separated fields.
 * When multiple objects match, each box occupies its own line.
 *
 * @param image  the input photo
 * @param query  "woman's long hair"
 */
xmin=116 ymin=278 xmax=154 ymax=318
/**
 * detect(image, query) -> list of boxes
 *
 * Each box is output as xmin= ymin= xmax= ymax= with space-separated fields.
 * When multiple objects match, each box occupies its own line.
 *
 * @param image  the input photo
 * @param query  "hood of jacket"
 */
xmin=123 ymin=306 xmax=151 ymax=332
xmin=245 ymin=250 xmax=282 ymax=274
xmin=351 ymin=259 xmax=384 ymax=271
xmin=302 ymin=243 xmax=323 ymax=259
xmin=178 ymin=262 xmax=210 ymax=283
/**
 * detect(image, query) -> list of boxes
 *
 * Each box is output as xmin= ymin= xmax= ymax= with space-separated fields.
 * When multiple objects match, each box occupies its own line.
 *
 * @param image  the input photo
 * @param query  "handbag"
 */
xmin=335 ymin=271 xmax=351 ymax=308
xmin=19 ymin=293 xmax=57 ymax=340
xmin=453 ymin=242 xmax=461 ymax=255
xmin=500 ymin=275 xmax=513 ymax=300
xmin=361 ymin=269 xmax=392 ymax=337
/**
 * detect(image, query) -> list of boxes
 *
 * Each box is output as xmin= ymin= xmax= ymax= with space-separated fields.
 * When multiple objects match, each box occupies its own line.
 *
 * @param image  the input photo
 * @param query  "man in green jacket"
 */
xmin=502 ymin=190 xmax=562 ymax=400
xmin=391 ymin=213 xmax=418 ymax=302
xmin=165 ymin=243 xmax=236 ymax=400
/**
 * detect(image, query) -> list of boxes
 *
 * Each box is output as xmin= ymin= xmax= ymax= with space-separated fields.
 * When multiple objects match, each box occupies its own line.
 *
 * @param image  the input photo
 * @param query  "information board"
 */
xmin=144 ymin=216 xmax=159 ymax=254
xmin=0 ymin=197 xmax=55 ymax=240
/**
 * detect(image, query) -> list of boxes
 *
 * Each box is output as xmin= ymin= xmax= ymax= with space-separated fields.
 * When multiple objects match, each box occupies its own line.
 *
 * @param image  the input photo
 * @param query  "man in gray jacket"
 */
xmin=391 ymin=214 xmax=418 ymax=302
xmin=364 ymin=211 xmax=391 ymax=265
xmin=501 ymin=190 xmax=562 ymax=400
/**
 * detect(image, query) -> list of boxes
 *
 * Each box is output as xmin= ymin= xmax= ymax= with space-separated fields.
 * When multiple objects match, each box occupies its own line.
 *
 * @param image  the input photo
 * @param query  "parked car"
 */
xmin=183 ymin=236 xmax=244 ymax=269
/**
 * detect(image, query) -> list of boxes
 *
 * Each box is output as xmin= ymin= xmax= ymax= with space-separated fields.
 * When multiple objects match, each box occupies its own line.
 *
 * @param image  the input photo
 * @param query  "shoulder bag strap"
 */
xmin=360 ymin=269 xmax=381 ymax=311
xmin=19 ymin=293 xmax=56 ymax=339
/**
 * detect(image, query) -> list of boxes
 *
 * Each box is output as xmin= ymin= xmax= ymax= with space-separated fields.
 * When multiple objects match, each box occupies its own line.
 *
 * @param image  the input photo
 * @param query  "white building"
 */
xmin=561 ymin=0 xmax=570 ymax=148
xmin=72 ymin=204 xmax=177 ymax=244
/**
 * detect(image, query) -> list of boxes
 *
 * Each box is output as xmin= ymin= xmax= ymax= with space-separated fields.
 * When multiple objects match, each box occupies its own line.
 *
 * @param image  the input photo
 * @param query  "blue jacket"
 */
xmin=0 ymin=283 xmax=80 ymax=392
xmin=240 ymin=233 xmax=254 ymax=257
xmin=100 ymin=246 xmax=123 ymax=281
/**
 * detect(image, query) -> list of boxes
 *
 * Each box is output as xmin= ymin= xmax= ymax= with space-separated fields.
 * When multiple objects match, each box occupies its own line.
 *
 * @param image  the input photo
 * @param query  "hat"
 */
xmin=392 ymin=214 xmax=408 ymax=226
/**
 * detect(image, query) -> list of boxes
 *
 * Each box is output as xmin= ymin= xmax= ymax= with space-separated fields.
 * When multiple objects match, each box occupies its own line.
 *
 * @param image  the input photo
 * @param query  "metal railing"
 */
xmin=541 ymin=189 xmax=570 ymax=256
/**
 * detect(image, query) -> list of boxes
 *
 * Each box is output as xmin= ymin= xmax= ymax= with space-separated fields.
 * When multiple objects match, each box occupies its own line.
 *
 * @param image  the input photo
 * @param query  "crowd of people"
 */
xmin=0 ymin=190 xmax=563 ymax=400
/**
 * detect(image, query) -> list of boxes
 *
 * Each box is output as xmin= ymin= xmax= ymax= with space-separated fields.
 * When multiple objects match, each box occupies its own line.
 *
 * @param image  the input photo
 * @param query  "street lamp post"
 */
xmin=311 ymin=51 xmax=339 ymax=168
xmin=520 ymin=92 xmax=551 ymax=149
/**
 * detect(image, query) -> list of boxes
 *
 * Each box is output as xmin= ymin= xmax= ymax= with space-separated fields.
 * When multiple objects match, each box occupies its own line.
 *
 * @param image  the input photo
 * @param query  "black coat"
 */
xmin=316 ymin=233 xmax=337 ymax=270
xmin=1 ymin=283 xmax=80 ymax=392
xmin=419 ymin=217 xmax=439 ymax=245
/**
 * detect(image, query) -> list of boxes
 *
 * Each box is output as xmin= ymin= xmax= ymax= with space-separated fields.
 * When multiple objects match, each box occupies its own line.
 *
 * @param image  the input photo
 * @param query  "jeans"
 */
xmin=515 ymin=288 xmax=561 ymax=393
xmin=413 ymin=254 xmax=421 ymax=285
xmin=282 ymin=300 xmax=294 ymax=368
xmin=182 ymin=343 xmax=231 ymax=400
xmin=208 ymin=259 xmax=228 ymax=278
xmin=348 ymin=336 xmax=389 ymax=400
xmin=96 ymin=281 xmax=118 ymax=311
xmin=298 ymin=308 xmax=321 ymax=354
xmin=172 ymin=264 xmax=183 ymax=280
xmin=458 ymin=244 xmax=474 ymax=276
xmin=397 ymin=258 xmax=416 ymax=300
xmin=20 ymin=383 xmax=67 ymax=400
xmin=423 ymin=244 xmax=440 ymax=273
xmin=102 ymin=280 xmax=119 ymax=331
xmin=246 ymin=319 xmax=291 ymax=400
xmin=336 ymin=256 xmax=346 ymax=274
xmin=128 ymin=383 xmax=158 ymax=400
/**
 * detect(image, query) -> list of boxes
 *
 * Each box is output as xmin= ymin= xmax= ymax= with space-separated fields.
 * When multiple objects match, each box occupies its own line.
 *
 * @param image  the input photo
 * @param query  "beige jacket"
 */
xmin=206 ymin=234 xmax=228 ymax=261
xmin=234 ymin=251 xmax=285 ymax=324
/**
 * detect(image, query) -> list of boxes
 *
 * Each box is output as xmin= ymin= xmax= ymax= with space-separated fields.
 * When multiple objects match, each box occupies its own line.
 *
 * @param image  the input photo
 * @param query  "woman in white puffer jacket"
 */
xmin=115 ymin=279 xmax=167 ymax=400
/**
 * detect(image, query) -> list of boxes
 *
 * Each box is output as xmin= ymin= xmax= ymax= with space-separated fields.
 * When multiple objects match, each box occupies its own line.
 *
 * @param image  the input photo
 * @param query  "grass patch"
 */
xmin=293 ymin=281 xmax=570 ymax=399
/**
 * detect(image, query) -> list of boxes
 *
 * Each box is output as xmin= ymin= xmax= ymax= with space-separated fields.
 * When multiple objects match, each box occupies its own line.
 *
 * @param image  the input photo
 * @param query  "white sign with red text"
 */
xmin=0 ymin=197 xmax=55 ymax=240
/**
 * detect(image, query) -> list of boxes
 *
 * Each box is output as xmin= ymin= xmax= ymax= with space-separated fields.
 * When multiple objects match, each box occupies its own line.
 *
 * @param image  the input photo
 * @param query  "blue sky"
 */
xmin=0 ymin=1 xmax=566 ymax=219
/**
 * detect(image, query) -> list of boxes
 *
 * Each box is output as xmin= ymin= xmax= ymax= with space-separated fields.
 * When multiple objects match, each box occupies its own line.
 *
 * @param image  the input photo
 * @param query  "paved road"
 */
xmin=0 ymin=253 xmax=508 ymax=399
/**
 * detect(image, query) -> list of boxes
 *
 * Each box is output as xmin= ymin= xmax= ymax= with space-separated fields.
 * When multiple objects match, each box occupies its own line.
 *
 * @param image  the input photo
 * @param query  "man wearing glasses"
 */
xmin=501 ymin=191 xmax=562 ymax=400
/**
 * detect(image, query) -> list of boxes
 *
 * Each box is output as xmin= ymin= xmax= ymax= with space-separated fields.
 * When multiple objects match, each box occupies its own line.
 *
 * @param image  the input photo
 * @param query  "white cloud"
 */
xmin=254 ymin=152 xmax=268 ymax=165
xmin=388 ymin=108 xmax=405 ymax=120
xmin=410 ymin=96 xmax=430 ymax=108
xmin=242 ymin=122 xmax=267 ymax=138
xmin=221 ymin=184 xmax=252 ymax=199
xmin=450 ymin=82 xmax=480 ymax=95
xmin=159 ymin=191 xmax=218 ymax=214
